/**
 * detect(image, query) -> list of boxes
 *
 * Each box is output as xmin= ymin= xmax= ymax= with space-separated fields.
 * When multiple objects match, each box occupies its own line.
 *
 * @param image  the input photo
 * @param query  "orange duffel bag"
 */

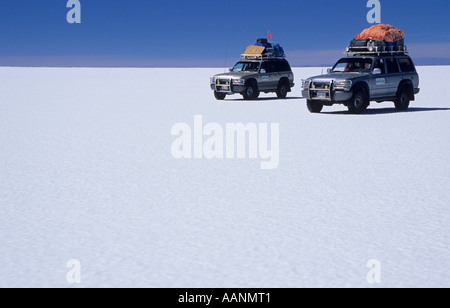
xmin=355 ymin=24 xmax=404 ymax=42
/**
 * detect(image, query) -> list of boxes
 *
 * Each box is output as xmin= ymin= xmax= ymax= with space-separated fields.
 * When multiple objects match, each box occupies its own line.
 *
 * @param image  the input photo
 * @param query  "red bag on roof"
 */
xmin=355 ymin=24 xmax=404 ymax=42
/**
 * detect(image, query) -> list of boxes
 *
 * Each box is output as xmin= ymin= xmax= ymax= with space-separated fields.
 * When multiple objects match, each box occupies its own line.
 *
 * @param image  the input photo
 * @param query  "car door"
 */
xmin=270 ymin=60 xmax=283 ymax=90
xmin=385 ymin=57 xmax=403 ymax=97
xmin=370 ymin=58 xmax=388 ymax=99
xmin=259 ymin=62 xmax=272 ymax=91
xmin=398 ymin=57 xmax=418 ymax=88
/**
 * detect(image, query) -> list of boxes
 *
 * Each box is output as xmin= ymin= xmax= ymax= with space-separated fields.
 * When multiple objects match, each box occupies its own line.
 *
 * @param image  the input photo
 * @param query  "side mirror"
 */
xmin=229 ymin=68 xmax=233 ymax=72
xmin=326 ymin=68 xmax=332 ymax=74
xmin=373 ymin=68 xmax=382 ymax=75
xmin=260 ymin=69 xmax=266 ymax=74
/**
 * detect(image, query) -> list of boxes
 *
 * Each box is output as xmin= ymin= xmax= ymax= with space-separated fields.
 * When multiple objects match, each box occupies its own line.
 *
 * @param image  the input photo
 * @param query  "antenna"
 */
xmin=224 ymin=33 xmax=230 ymax=73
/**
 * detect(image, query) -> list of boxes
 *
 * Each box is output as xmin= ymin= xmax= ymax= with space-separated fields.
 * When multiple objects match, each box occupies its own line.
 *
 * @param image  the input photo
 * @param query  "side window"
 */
xmin=270 ymin=60 xmax=290 ymax=73
xmin=260 ymin=62 xmax=269 ymax=73
xmin=398 ymin=58 xmax=415 ymax=72
xmin=263 ymin=61 xmax=276 ymax=73
xmin=272 ymin=61 xmax=283 ymax=73
xmin=373 ymin=59 xmax=386 ymax=74
xmin=386 ymin=58 xmax=400 ymax=74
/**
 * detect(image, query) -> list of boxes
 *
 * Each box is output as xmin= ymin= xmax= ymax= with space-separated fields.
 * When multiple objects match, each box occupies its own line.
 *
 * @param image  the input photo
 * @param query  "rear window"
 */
xmin=266 ymin=60 xmax=291 ymax=73
xmin=398 ymin=58 xmax=416 ymax=72
xmin=386 ymin=58 xmax=400 ymax=74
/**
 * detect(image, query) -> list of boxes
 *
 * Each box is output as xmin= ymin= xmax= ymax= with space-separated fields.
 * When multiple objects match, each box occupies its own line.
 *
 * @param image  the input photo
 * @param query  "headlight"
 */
xmin=232 ymin=79 xmax=245 ymax=85
xmin=334 ymin=80 xmax=352 ymax=91
xmin=301 ymin=79 xmax=310 ymax=90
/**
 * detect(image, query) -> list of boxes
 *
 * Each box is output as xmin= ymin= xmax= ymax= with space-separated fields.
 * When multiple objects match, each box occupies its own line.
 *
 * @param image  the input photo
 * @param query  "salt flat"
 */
xmin=0 ymin=66 xmax=449 ymax=287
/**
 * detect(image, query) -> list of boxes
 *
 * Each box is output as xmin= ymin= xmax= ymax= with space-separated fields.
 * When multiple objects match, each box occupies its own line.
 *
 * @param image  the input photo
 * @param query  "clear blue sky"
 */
xmin=0 ymin=0 xmax=449 ymax=66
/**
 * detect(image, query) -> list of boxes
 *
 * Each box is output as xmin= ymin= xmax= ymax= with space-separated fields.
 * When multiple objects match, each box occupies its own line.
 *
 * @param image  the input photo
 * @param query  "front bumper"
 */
xmin=210 ymin=83 xmax=246 ymax=94
xmin=302 ymin=89 xmax=353 ymax=103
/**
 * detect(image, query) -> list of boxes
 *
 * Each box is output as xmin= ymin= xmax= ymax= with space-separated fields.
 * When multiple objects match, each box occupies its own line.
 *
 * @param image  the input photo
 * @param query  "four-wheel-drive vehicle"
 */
xmin=301 ymin=52 xmax=420 ymax=114
xmin=210 ymin=42 xmax=295 ymax=100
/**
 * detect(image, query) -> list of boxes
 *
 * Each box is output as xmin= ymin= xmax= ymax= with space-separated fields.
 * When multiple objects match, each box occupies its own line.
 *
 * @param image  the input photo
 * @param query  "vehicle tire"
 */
xmin=214 ymin=91 xmax=226 ymax=100
xmin=394 ymin=87 xmax=410 ymax=111
xmin=347 ymin=90 xmax=369 ymax=114
xmin=242 ymin=82 xmax=258 ymax=100
xmin=276 ymin=81 xmax=289 ymax=99
xmin=307 ymin=100 xmax=323 ymax=113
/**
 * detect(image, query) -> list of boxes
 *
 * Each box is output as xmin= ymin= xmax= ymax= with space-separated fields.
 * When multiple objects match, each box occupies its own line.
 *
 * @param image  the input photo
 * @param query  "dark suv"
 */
xmin=301 ymin=53 xmax=420 ymax=113
xmin=210 ymin=58 xmax=295 ymax=100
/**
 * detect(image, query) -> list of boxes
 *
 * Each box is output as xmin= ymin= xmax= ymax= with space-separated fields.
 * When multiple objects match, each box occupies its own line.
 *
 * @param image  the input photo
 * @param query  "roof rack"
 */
xmin=345 ymin=45 xmax=408 ymax=55
xmin=240 ymin=53 xmax=286 ymax=61
xmin=241 ymin=44 xmax=286 ymax=61
xmin=345 ymin=51 xmax=409 ymax=56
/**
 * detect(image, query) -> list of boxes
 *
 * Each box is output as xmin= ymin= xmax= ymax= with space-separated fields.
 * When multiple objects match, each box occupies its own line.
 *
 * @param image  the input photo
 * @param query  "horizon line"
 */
xmin=1 ymin=63 xmax=449 ymax=69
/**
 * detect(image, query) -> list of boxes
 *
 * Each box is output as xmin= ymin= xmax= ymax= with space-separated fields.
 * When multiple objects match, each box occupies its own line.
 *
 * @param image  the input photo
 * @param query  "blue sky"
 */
xmin=0 ymin=0 xmax=449 ymax=67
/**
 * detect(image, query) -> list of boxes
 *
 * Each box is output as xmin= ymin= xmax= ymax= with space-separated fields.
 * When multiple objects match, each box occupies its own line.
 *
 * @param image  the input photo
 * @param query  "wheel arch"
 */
xmin=245 ymin=78 xmax=258 ymax=89
xmin=397 ymin=80 xmax=415 ymax=100
xmin=351 ymin=81 xmax=370 ymax=97
xmin=278 ymin=77 xmax=291 ymax=91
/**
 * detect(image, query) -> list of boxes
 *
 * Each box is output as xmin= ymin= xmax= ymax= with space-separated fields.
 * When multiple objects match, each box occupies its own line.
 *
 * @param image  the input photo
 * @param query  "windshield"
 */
xmin=232 ymin=62 xmax=260 ymax=72
xmin=332 ymin=58 xmax=373 ymax=73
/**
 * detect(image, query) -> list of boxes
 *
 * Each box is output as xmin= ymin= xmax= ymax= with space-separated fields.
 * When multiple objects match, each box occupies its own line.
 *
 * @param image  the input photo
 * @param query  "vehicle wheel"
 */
xmin=347 ymin=90 xmax=369 ymax=114
xmin=214 ymin=91 xmax=226 ymax=100
xmin=395 ymin=87 xmax=410 ymax=111
xmin=242 ymin=83 xmax=257 ymax=100
xmin=276 ymin=81 xmax=289 ymax=99
xmin=307 ymin=100 xmax=323 ymax=113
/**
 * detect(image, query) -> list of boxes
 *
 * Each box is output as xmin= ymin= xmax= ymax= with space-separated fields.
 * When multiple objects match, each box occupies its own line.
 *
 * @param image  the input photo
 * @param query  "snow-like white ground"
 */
xmin=0 ymin=66 xmax=449 ymax=288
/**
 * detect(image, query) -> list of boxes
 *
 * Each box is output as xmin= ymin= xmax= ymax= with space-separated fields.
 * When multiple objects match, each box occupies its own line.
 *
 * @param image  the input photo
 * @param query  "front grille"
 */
xmin=312 ymin=82 xmax=330 ymax=89
xmin=217 ymin=79 xmax=231 ymax=85
xmin=309 ymin=80 xmax=333 ymax=101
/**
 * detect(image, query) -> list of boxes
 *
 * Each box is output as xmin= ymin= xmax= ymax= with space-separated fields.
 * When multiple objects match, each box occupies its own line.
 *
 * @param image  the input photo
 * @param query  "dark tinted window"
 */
xmin=260 ymin=62 xmax=270 ymax=72
xmin=398 ymin=58 xmax=415 ymax=72
xmin=386 ymin=58 xmax=400 ymax=74
xmin=261 ymin=61 xmax=276 ymax=73
xmin=373 ymin=59 xmax=386 ymax=74
xmin=264 ymin=60 xmax=291 ymax=73
xmin=275 ymin=61 xmax=281 ymax=72
xmin=271 ymin=61 xmax=283 ymax=72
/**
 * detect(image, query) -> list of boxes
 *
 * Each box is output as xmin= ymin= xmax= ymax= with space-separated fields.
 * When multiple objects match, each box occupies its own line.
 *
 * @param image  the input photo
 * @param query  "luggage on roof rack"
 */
xmin=356 ymin=24 xmax=404 ymax=42
xmin=241 ymin=39 xmax=286 ymax=60
xmin=255 ymin=38 xmax=272 ymax=48
xmin=346 ymin=24 xmax=407 ymax=54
